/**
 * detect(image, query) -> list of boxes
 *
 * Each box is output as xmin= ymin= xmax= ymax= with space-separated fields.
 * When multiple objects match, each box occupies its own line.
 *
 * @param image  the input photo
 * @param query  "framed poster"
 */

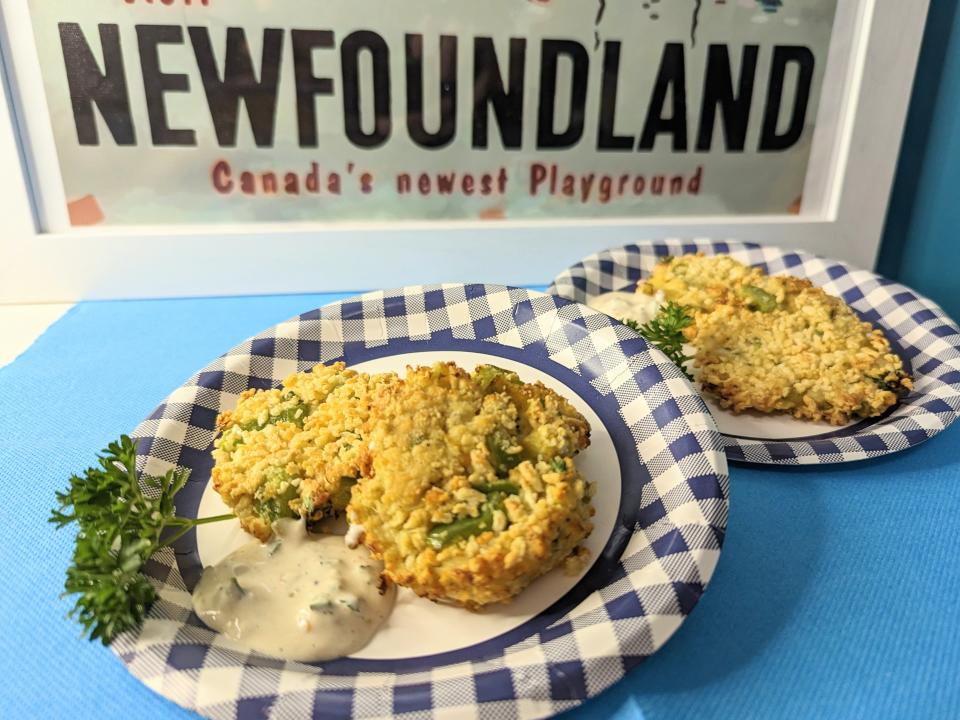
xmin=0 ymin=0 xmax=931 ymax=302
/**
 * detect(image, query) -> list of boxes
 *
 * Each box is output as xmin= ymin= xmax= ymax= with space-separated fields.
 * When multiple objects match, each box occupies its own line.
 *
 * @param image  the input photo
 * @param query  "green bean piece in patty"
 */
xmin=240 ymin=402 xmax=310 ymax=431
xmin=472 ymin=481 xmax=520 ymax=495
xmin=258 ymin=481 xmax=300 ymax=523
xmin=486 ymin=430 xmax=522 ymax=478
xmin=741 ymin=285 xmax=779 ymax=313
xmin=426 ymin=492 xmax=509 ymax=550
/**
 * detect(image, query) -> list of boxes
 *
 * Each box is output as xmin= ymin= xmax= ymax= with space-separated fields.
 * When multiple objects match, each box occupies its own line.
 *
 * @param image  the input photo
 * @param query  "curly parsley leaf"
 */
xmin=622 ymin=302 xmax=695 ymax=381
xmin=51 ymin=435 xmax=233 ymax=644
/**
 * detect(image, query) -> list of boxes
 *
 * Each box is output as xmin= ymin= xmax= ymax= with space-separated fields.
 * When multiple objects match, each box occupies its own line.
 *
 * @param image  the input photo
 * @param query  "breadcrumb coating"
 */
xmin=211 ymin=362 xmax=396 ymax=540
xmin=349 ymin=362 xmax=594 ymax=608
xmin=641 ymin=254 xmax=912 ymax=424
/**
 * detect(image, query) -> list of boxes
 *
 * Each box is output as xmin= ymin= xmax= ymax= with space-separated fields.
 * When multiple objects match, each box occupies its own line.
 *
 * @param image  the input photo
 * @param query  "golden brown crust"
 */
xmin=211 ymin=362 xmax=397 ymax=539
xmin=640 ymin=254 xmax=912 ymax=425
xmin=349 ymin=362 xmax=594 ymax=608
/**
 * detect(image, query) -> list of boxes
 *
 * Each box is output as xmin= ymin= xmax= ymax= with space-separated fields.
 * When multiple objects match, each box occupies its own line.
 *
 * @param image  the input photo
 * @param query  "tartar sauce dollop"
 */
xmin=192 ymin=519 xmax=395 ymax=662
xmin=587 ymin=290 xmax=664 ymax=327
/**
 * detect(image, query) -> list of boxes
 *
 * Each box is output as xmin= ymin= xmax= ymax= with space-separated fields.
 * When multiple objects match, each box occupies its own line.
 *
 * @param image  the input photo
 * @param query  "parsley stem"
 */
xmin=161 ymin=513 xmax=236 ymax=547
xmin=189 ymin=513 xmax=236 ymax=525
xmin=165 ymin=513 xmax=235 ymax=527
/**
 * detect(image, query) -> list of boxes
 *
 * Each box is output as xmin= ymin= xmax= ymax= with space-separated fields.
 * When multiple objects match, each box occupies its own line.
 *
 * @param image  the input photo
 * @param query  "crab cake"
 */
xmin=640 ymin=254 xmax=912 ymax=424
xmin=212 ymin=362 xmax=396 ymax=540
xmin=349 ymin=363 xmax=594 ymax=608
xmin=643 ymin=252 xmax=763 ymax=311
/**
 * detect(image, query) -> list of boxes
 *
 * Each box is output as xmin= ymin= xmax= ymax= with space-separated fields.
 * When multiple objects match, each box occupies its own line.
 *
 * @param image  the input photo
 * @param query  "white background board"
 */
xmin=0 ymin=0 xmax=931 ymax=303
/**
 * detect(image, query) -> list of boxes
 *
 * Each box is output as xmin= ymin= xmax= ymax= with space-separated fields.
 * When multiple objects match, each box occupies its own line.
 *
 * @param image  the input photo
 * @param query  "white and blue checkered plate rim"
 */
xmin=116 ymin=284 xmax=729 ymax=720
xmin=548 ymin=239 xmax=960 ymax=466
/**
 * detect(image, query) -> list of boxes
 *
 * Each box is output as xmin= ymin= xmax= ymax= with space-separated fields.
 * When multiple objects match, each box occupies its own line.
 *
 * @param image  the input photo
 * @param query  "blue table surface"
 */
xmin=2 ymin=292 xmax=958 ymax=720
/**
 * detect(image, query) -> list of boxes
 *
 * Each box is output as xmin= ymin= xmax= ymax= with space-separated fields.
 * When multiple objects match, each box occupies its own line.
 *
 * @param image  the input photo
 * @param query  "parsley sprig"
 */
xmin=623 ymin=301 xmax=695 ymax=380
xmin=50 ymin=435 xmax=233 ymax=644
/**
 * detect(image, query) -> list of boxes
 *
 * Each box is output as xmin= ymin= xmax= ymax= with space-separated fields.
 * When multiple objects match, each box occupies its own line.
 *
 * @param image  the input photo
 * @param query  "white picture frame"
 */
xmin=0 ymin=0 xmax=930 ymax=303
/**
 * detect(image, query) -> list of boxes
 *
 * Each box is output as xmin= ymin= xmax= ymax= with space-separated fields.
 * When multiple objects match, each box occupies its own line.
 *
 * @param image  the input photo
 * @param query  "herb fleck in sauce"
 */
xmin=192 ymin=519 xmax=395 ymax=662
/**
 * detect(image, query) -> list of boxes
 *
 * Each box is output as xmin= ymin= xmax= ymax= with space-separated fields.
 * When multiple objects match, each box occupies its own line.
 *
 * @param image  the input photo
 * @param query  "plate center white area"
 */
xmin=195 ymin=350 xmax=622 ymax=660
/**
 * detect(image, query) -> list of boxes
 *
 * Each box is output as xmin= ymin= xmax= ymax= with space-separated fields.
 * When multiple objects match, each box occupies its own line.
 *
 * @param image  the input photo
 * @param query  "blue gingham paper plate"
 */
xmin=550 ymin=240 xmax=960 ymax=465
xmin=120 ymin=284 xmax=729 ymax=720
